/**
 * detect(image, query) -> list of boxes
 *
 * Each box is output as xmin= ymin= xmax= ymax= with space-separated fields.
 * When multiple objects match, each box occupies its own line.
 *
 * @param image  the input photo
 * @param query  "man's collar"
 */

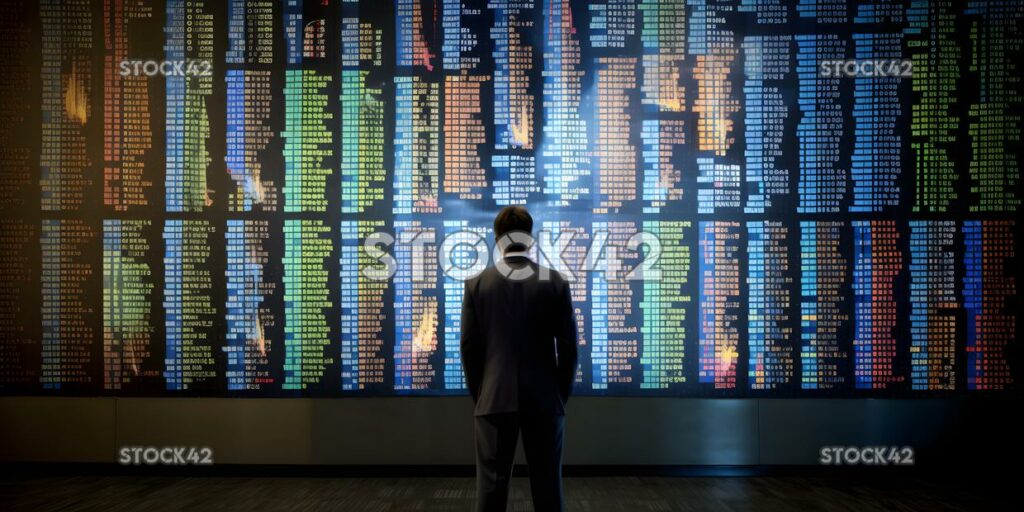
xmin=502 ymin=250 xmax=531 ymax=260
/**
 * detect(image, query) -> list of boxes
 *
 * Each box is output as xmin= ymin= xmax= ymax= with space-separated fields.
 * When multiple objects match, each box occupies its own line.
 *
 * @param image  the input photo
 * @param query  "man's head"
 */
xmin=493 ymin=205 xmax=533 ymax=253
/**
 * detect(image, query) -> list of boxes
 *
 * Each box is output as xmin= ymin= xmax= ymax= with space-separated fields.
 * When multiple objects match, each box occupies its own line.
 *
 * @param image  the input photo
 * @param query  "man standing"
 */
xmin=460 ymin=205 xmax=579 ymax=512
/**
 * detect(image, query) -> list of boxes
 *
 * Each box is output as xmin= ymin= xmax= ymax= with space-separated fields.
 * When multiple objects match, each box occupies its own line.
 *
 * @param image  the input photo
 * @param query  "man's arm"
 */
xmin=555 ymin=278 xmax=578 ymax=402
xmin=460 ymin=281 xmax=483 ymax=402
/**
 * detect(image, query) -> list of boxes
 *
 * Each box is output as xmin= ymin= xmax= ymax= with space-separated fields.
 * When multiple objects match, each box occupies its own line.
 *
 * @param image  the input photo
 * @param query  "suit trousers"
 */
xmin=474 ymin=412 xmax=565 ymax=512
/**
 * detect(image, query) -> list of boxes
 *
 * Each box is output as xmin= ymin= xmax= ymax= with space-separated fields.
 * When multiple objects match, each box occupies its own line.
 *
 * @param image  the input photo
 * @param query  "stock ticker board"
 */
xmin=0 ymin=0 xmax=1020 ymax=397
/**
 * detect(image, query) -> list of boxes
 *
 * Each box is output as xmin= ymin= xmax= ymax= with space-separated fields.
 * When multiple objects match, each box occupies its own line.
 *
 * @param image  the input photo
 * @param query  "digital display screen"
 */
xmin=0 ymin=0 xmax=1020 ymax=396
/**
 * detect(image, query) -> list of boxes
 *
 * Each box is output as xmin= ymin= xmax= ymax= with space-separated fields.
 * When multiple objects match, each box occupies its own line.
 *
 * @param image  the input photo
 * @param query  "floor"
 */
xmin=0 ymin=474 xmax=1012 ymax=511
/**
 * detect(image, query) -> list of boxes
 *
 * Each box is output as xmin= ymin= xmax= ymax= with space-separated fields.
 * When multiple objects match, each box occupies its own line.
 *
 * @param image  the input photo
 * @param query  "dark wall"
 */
xmin=2 ymin=397 xmax=1019 ymax=467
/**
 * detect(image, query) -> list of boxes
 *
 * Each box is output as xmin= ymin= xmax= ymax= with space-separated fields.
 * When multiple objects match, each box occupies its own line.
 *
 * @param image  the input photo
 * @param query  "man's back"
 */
xmin=463 ymin=205 xmax=576 ymax=512
xmin=460 ymin=255 xmax=578 ymax=417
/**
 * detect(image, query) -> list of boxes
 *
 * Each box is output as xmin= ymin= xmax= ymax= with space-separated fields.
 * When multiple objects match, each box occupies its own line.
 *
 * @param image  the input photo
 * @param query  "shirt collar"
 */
xmin=503 ymin=250 xmax=531 ymax=260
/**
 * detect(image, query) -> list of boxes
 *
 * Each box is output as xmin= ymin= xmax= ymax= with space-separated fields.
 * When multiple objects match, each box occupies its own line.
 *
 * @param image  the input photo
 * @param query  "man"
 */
xmin=460 ymin=205 xmax=579 ymax=512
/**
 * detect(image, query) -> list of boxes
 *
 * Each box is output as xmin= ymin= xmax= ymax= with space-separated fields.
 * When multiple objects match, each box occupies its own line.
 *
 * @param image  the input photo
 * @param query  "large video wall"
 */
xmin=0 ymin=0 xmax=1020 ymax=396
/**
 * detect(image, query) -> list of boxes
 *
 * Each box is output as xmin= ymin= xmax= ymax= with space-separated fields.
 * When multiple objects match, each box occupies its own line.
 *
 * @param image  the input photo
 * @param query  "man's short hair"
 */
xmin=494 ymin=205 xmax=533 ymax=252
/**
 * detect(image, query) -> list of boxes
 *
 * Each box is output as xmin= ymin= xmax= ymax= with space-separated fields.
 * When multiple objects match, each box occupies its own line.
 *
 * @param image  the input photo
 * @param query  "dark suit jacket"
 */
xmin=460 ymin=256 xmax=579 ymax=416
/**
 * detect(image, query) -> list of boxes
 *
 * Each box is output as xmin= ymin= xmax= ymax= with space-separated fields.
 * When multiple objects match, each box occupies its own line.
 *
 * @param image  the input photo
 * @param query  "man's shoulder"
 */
xmin=464 ymin=266 xmax=498 ymax=289
xmin=469 ymin=262 xmax=568 ymax=285
xmin=542 ymin=265 xmax=566 ymax=283
xmin=464 ymin=270 xmax=484 ymax=290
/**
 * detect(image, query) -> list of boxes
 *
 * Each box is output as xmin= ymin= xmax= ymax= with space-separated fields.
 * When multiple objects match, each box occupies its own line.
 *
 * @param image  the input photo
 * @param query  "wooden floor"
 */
xmin=0 ymin=474 xmax=1011 ymax=511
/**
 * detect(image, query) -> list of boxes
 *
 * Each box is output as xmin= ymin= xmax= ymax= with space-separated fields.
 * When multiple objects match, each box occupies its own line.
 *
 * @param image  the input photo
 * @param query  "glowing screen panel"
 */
xmin=0 ymin=0 xmax=1020 ymax=397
